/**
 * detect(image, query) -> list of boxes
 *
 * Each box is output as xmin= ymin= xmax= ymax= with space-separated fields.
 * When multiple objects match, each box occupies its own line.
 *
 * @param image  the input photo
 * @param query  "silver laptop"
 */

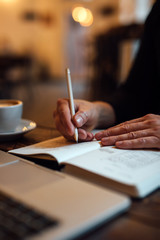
xmin=0 ymin=150 xmax=130 ymax=240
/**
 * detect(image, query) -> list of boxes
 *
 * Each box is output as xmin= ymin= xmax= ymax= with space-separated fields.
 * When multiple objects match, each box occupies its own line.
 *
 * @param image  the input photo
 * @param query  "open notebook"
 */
xmin=0 ymin=150 xmax=130 ymax=240
xmin=9 ymin=136 xmax=160 ymax=198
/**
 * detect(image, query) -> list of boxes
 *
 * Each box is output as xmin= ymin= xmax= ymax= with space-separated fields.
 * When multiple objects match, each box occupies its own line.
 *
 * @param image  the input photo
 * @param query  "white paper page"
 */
xmin=66 ymin=146 xmax=160 ymax=185
xmin=9 ymin=136 xmax=101 ymax=164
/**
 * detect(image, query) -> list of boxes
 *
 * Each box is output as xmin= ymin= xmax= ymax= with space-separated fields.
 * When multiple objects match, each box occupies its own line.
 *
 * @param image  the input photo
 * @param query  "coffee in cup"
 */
xmin=0 ymin=99 xmax=23 ymax=133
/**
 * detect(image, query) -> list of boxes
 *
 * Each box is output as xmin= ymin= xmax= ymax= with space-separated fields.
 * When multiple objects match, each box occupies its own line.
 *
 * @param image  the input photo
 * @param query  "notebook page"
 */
xmin=9 ymin=136 xmax=101 ymax=164
xmin=66 ymin=146 xmax=160 ymax=185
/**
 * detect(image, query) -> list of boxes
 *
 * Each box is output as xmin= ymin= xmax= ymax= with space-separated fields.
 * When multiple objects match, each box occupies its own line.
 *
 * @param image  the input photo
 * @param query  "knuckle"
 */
xmin=83 ymin=111 xmax=88 ymax=119
xmin=139 ymin=138 xmax=146 ymax=145
xmin=103 ymin=130 xmax=111 ymax=136
xmin=79 ymin=111 xmax=89 ymax=122
xmin=148 ymin=137 xmax=160 ymax=148
xmin=152 ymin=137 xmax=159 ymax=144
xmin=121 ymin=124 xmax=130 ymax=133
xmin=106 ymin=131 xmax=111 ymax=137
xmin=128 ymin=132 xmax=137 ymax=139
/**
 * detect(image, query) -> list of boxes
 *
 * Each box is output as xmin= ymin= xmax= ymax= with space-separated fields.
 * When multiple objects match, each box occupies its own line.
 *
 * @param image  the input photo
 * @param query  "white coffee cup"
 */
xmin=0 ymin=99 xmax=23 ymax=133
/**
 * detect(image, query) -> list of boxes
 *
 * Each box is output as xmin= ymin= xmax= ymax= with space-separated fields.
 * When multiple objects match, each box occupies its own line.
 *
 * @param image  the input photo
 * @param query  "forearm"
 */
xmin=93 ymin=101 xmax=116 ymax=129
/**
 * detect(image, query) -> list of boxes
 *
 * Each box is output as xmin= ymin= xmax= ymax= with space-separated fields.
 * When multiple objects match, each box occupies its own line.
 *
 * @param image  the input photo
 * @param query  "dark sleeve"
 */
xmin=109 ymin=1 xmax=160 ymax=124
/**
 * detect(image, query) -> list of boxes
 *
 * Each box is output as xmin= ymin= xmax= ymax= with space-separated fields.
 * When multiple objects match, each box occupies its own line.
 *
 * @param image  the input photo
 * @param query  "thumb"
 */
xmin=73 ymin=111 xmax=89 ymax=128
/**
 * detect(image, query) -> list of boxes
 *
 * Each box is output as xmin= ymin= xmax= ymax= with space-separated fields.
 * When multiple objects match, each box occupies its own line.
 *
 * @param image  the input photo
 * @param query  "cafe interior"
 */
xmin=0 ymin=1 xmax=160 ymax=240
xmin=0 ymin=0 xmax=152 ymax=128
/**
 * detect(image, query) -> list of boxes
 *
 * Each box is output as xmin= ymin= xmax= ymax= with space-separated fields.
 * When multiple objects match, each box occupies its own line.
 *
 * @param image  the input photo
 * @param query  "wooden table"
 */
xmin=1 ymin=125 xmax=160 ymax=240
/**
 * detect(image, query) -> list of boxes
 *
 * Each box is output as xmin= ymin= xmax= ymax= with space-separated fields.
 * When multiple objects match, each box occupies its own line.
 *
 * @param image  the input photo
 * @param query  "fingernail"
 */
xmin=75 ymin=116 xmax=83 ymax=126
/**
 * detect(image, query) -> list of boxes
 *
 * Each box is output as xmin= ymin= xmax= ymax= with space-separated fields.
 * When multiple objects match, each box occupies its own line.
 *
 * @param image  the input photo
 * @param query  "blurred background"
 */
xmin=0 ymin=0 xmax=154 ymax=128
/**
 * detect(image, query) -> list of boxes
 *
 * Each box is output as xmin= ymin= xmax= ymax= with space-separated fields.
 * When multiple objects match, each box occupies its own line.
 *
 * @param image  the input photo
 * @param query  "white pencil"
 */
xmin=65 ymin=68 xmax=78 ymax=143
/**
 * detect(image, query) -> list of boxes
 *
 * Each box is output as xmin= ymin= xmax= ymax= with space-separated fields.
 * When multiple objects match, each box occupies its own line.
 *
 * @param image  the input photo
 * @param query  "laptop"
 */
xmin=0 ymin=150 xmax=130 ymax=240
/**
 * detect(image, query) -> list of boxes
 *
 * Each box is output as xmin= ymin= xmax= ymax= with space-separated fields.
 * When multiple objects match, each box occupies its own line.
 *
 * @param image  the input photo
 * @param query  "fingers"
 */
xmin=100 ymin=130 xmax=160 ymax=149
xmin=95 ymin=121 xmax=147 ymax=140
xmin=54 ymin=98 xmax=94 ymax=142
xmin=115 ymin=136 xmax=160 ymax=149
xmin=95 ymin=114 xmax=160 ymax=140
xmin=78 ymin=129 xmax=94 ymax=142
xmin=54 ymin=99 xmax=74 ymax=136
xmin=100 ymin=129 xmax=150 ymax=145
xmin=95 ymin=114 xmax=160 ymax=149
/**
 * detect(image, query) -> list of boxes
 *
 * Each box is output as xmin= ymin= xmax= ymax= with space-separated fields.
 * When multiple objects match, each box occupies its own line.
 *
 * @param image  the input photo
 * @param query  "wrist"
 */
xmin=93 ymin=101 xmax=116 ymax=128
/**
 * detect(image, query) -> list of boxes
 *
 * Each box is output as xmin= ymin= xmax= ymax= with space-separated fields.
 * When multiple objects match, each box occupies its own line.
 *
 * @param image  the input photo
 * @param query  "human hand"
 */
xmin=95 ymin=114 xmax=160 ymax=149
xmin=53 ymin=99 xmax=99 ymax=141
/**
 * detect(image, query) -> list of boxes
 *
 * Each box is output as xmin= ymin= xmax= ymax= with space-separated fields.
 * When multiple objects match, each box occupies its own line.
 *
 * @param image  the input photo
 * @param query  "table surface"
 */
xmin=1 ymin=125 xmax=160 ymax=240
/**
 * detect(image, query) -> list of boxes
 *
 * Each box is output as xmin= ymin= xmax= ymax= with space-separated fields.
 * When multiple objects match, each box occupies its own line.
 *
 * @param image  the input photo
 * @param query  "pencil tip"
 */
xmin=66 ymin=68 xmax=70 ymax=74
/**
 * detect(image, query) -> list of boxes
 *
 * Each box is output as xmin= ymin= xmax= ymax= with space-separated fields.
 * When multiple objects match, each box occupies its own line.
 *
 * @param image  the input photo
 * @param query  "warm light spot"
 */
xmin=72 ymin=7 xmax=87 ymax=22
xmin=72 ymin=6 xmax=93 ymax=27
xmin=29 ymin=122 xmax=36 ymax=127
xmin=80 ymin=8 xmax=93 ymax=27
xmin=22 ymin=127 xmax=28 ymax=132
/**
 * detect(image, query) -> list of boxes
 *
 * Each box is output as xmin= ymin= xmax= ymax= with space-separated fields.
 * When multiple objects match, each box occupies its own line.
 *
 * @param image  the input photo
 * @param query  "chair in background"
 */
xmin=90 ymin=23 xmax=143 ymax=102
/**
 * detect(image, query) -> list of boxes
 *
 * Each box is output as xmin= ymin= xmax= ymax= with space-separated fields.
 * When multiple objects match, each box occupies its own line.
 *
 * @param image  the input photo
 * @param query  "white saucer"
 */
xmin=0 ymin=119 xmax=36 ymax=141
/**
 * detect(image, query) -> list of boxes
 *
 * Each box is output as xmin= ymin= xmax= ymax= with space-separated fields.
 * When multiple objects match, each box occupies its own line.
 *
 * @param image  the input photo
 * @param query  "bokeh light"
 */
xmin=72 ymin=6 xmax=93 ymax=27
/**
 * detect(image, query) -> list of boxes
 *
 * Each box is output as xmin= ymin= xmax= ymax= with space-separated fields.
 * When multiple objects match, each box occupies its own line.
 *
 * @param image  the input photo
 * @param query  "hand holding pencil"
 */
xmin=53 ymin=70 xmax=96 ymax=142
